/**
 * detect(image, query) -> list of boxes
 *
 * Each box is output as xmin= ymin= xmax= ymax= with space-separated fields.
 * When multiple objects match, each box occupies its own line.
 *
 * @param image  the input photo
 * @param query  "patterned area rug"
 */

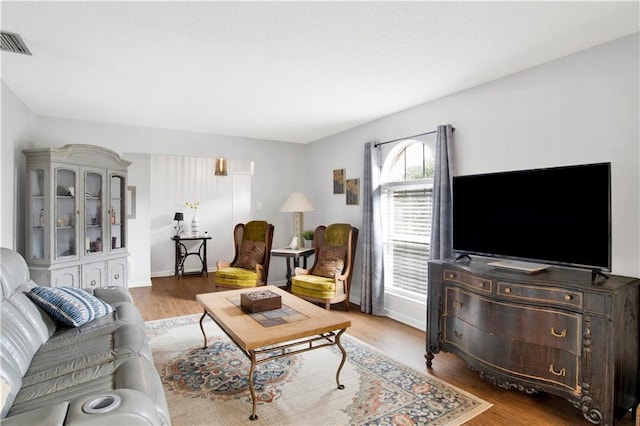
xmin=147 ymin=314 xmax=491 ymax=425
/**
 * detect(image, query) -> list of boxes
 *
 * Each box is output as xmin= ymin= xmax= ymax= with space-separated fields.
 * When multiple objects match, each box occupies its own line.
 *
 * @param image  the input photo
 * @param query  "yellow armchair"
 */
xmin=291 ymin=223 xmax=358 ymax=310
xmin=214 ymin=221 xmax=274 ymax=289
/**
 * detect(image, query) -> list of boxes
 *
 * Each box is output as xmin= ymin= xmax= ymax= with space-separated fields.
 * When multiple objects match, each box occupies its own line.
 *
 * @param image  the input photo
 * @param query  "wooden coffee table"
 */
xmin=196 ymin=285 xmax=351 ymax=420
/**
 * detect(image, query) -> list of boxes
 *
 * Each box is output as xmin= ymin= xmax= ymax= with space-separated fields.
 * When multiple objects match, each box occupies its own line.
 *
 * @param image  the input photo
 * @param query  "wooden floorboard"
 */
xmin=130 ymin=274 xmax=635 ymax=425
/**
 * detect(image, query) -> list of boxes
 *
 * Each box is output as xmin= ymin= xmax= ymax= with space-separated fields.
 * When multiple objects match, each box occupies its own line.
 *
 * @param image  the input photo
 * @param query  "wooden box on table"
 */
xmin=241 ymin=289 xmax=282 ymax=313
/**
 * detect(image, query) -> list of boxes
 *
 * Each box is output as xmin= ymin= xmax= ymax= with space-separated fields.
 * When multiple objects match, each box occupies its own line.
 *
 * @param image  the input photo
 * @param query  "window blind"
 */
xmin=382 ymin=187 xmax=432 ymax=296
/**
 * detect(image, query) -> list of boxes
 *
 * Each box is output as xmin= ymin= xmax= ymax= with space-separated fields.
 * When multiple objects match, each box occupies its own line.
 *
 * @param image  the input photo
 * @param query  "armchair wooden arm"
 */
xmin=217 ymin=260 xmax=231 ymax=269
xmin=294 ymin=267 xmax=311 ymax=276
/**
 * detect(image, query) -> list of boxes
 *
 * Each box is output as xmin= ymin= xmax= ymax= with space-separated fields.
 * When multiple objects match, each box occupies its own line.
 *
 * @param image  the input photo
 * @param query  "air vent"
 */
xmin=1 ymin=31 xmax=32 ymax=55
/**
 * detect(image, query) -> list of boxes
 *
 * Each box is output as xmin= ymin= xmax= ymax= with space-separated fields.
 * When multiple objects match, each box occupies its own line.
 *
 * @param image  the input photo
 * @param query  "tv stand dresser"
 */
xmin=426 ymin=259 xmax=639 ymax=425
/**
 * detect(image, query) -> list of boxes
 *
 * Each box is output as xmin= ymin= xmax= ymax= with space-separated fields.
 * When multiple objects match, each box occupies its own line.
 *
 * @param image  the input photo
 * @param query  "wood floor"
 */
xmin=130 ymin=274 xmax=635 ymax=426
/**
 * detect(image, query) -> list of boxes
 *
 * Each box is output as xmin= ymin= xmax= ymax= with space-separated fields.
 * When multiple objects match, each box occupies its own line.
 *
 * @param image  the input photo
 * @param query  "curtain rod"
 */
xmin=374 ymin=127 xmax=455 ymax=148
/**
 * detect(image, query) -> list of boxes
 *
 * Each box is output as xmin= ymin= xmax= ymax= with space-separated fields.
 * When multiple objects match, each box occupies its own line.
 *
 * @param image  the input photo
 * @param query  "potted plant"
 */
xmin=303 ymin=230 xmax=314 ymax=248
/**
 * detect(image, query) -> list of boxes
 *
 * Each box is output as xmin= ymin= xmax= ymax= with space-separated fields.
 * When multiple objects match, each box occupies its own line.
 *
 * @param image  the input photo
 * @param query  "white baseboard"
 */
xmin=348 ymin=293 xmax=424 ymax=330
xmin=150 ymin=267 xmax=213 ymax=278
xmin=383 ymin=293 xmax=427 ymax=331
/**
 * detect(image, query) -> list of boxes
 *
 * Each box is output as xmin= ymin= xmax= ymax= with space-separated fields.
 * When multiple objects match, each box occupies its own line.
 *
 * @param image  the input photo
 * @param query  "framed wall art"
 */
xmin=346 ymin=178 xmax=360 ymax=205
xmin=333 ymin=169 xmax=345 ymax=194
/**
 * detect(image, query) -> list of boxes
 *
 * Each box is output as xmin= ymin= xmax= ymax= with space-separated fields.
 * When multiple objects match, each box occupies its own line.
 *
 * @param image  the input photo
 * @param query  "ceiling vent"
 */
xmin=1 ymin=31 xmax=32 ymax=55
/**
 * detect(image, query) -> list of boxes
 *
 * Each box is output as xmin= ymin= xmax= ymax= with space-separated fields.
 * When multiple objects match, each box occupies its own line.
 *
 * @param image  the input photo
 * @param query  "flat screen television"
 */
xmin=452 ymin=162 xmax=611 ymax=272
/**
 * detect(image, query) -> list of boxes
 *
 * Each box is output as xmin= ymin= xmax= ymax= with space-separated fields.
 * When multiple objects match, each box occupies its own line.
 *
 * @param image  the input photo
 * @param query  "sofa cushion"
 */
xmin=26 ymin=287 xmax=114 ymax=328
xmin=38 ymin=307 xmax=149 ymax=362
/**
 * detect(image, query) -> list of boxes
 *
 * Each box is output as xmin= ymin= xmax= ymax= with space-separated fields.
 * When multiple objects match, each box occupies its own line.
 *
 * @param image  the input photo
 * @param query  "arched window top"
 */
xmin=381 ymin=140 xmax=435 ymax=183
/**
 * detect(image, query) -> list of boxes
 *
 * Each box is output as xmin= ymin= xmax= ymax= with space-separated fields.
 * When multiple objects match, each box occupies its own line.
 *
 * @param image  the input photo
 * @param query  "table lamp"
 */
xmin=280 ymin=192 xmax=314 ymax=249
xmin=173 ymin=212 xmax=184 ymax=236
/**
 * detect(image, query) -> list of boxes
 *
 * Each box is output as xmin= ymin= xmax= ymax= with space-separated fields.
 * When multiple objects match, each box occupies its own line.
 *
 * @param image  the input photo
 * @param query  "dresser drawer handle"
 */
xmin=114 ymin=274 xmax=120 ymax=280
xmin=453 ymin=300 xmax=464 ymax=309
xmin=90 ymin=280 xmax=96 ymax=286
xmin=550 ymin=327 xmax=567 ymax=338
xmin=504 ymin=287 xmax=511 ymax=294
xmin=447 ymin=273 xmax=455 ymax=279
xmin=564 ymin=294 xmax=572 ymax=301
xmin=548 ymin=364 xmax=566 ymax=377
xmin=453 ymin=331 xmax=463 ymax=341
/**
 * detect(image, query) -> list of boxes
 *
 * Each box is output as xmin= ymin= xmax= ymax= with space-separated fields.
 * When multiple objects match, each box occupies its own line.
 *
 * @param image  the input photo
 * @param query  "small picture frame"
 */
xmin=346 ymin=178 xmax=360 ymax=205
xmin=333 ymin=169 xmax=345 ymax=194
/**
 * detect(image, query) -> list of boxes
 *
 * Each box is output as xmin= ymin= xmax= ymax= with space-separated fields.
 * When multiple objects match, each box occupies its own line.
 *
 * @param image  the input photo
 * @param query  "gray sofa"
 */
xmin=0 ymin=248 xmax=170 ymax=425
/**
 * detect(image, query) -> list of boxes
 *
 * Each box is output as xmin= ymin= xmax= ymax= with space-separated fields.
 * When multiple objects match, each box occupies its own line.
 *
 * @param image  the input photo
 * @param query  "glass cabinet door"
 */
xmin=84 ymin=171 xmax=104 ymax=254
xmin=110 ymin=175 xmax=126 ymax=250
xmin=55 ymin=167 xmax=78 ymax=259
xmin=29 ymin=168 xmax=46 ymax=260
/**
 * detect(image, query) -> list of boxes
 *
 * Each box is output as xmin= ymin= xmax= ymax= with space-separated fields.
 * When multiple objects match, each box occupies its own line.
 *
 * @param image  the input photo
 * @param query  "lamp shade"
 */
xmin=173 ymin=212 xmax=184 ymax=221
xmin=280 ymin=192 xmax=315 ymax=212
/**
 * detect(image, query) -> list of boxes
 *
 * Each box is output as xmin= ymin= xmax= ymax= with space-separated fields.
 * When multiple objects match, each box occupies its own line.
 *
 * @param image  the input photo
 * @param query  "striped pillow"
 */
xmin=26 ymin=287 xmax=114 ymax=327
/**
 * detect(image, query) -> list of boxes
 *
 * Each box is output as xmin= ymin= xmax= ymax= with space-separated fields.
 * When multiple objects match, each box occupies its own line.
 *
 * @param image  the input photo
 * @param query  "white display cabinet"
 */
xmin=24 ymin=144 xmax=131 ymax=289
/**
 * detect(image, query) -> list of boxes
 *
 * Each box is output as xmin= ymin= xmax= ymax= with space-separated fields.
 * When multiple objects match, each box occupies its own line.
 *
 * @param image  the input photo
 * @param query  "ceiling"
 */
xmin=2 ymin=2 xmax=639 ymax=144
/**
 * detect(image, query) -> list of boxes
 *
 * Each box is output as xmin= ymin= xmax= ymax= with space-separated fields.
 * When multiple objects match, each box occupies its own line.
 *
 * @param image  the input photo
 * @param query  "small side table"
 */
xmin=270 ymin=247 xmax=315 ymax=289
xmin=172 ymin=235 xmax=212 ymax=278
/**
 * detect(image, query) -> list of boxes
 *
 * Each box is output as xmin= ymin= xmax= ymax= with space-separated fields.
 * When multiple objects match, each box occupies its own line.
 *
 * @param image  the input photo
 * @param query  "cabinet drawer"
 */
xmin=445 ymin=287 xmax=581 ymax=353
xmin=444 ymin=315 xmax=579 ymax=392
xmin=81 ymin=261 xmax=106 ymax=290
xmin=443 ymin=269 xmax=492 ymax=293
xmin=497 ymin=281 xmax=582 ymax=309
xmin=51 ymin=266 xmax=80 ymax=288
xmin=107 ymin=258 xmax=127 ymax=287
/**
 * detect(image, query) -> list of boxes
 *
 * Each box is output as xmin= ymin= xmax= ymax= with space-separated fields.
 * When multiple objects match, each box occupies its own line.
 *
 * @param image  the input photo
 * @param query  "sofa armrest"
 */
xmin=1 ymin=390 xmax=164 ymax=426
xmin=92 ymin=287 xmax=134 ymax=305
xmin=217 ymin=261 xmax=231 ymax=269
xmin=1 ymin=402 xmax=69 ymax=426
xmin=64 ymin=389 xmax=163 ymax=425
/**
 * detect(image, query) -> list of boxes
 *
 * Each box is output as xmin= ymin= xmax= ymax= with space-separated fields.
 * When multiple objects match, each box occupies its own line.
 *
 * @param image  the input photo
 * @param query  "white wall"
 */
xmin=148 ymin=154 xmax=233 ymax=278
xmin=1 ymin=81 xmax=35 ymax=252
xmin=123 ymin=153 xmax=151 ymax=286
xmin=306 ymin=33 xmax=639 ymax=329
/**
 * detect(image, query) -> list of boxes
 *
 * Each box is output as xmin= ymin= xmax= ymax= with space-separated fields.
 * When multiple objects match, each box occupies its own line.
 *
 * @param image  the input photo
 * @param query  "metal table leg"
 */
xmin=248 ymin=351 xmax=258 ymax=421
xmin=199 ymin=310 xmax=209 ymax=349
xmin=335 ymin=328 xmax=347 ymax=389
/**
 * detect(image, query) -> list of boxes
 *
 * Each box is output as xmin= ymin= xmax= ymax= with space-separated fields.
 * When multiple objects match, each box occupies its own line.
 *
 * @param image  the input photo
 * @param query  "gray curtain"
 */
xmin=430 ymin=124 xmax=455 ymax=260
xmin=361 ymin=141 xmax=385 ymax=315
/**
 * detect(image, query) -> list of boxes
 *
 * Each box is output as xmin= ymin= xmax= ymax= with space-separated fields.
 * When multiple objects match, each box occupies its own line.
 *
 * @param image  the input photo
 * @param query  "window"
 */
xmin=381 ymin=141 xmax=434 ymax=299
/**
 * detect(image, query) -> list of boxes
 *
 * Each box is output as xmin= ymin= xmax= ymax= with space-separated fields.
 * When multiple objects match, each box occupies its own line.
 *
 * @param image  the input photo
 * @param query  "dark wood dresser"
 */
xmin=426 ymin=259 xmax=639 ymax=425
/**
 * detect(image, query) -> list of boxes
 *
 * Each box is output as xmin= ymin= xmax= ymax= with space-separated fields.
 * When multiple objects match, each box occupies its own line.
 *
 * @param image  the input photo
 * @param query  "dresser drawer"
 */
xmin=445 ymin=287 xmax=581 ymax=353
xmin=497 ymin=281 xmax=583 ymax=309
xmin=443 ymin=269 xmax=492 ymax=293
xmin=444 ymin=315 xmax=579 ymax=392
